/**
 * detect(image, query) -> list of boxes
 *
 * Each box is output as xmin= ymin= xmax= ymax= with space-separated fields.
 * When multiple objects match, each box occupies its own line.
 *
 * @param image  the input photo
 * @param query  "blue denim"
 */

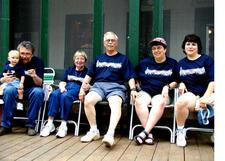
xmin=47 ymin=82 xmax=80 ymax=121
xmin=1 ymin=86 xmax=44 ymax=128
xmin=1 ymin=79 xmax=20 ymax=88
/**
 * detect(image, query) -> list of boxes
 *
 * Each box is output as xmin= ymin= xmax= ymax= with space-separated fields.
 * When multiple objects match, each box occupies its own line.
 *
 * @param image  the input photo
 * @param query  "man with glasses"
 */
xmin=0 ymin=41 xmax=44 ymax=136
xmin=79 ymin=31 xmax=136 ymax=147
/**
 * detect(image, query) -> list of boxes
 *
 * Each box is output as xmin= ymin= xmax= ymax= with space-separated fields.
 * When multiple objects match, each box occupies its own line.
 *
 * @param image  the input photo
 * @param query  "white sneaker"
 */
xmin=0 ymin=99 xmax=4 ymax=105
xmin=40 ymin=123 xmax=55 ymax=137
xmin=17 ymin=102 xmax=24 ymax=110
xmin=56 ymin=125 xmax=68 ymax=138
xmin=102 ymin=134 xmax=115 ymax=147
xmin=80 ymin=130 xmax=100 ymax=142
xmin=176 ymin=128 xmax=187 ymax=147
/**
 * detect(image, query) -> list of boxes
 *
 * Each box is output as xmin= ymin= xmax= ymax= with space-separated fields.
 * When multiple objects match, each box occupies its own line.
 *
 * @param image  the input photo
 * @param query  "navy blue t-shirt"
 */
xmin=18 ymin=56 xmax=44 ymax=89
xmin=1 ymin=63 xmax=25 ymax=79
xmin=61 ymin=65 xmax=88 ymax=86
xmin=179 ymin=54 xmax=214 ymax=96
xmin=136 ymin=56 xmax=179 ymax=96
xmin=87 ymin=52 xmax=136 ymax=85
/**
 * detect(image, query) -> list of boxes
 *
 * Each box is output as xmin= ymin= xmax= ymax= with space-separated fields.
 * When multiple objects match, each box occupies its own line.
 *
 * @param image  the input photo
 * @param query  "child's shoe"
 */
xmin=0 ymin=99 xmax=4 ymax=105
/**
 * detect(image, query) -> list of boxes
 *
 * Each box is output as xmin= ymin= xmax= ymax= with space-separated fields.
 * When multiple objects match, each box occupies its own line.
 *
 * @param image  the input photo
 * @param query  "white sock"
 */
xmin=177 ymin=125 xmax=184 ymax=130
xmin=60 ymin=120 xmax=67 ymax=127
xmin=106 ymin=129 xmax=115 ymax=136
xmin=90 ymin=125 xmax=98 ymax=132
xmin=47 ymin=119 xmax=53 ymax=125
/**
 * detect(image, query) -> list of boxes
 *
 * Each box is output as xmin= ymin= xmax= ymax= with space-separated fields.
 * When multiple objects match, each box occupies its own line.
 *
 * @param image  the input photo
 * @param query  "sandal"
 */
xmin=134 ymin=130 xmax=148 ymax=145
xmin=144 ymin=133 xmax=154 ymax=145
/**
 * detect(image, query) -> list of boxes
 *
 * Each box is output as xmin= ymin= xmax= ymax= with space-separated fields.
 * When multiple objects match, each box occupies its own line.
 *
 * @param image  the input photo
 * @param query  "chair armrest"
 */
xmin=50 ymin=83 xmax=59 ymax=90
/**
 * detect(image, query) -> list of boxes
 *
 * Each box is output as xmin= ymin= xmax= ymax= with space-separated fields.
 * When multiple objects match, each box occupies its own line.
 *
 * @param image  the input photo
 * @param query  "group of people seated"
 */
xmin=0 ymin=31 xmax=214 ymax=148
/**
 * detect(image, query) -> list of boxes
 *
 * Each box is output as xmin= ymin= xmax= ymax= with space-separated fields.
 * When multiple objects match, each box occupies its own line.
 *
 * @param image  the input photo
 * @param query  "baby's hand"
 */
xmin=19 ymin=83 xmax=24 ymax=89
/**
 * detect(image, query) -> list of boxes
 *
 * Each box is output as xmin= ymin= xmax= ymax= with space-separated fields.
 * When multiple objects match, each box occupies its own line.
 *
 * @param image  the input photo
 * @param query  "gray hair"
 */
xmin=73 ymin=50 xmax=88 ymax=61
xmin=17 ymin=41 xmax=35 ymax=53
xmin=103 ymin=31 xmax=119 ymax=41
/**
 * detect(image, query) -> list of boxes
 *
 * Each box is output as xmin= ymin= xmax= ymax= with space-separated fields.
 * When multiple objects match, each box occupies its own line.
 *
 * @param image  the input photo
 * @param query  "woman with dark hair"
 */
xmin=175 ymin=34 xmax=214 ymax=147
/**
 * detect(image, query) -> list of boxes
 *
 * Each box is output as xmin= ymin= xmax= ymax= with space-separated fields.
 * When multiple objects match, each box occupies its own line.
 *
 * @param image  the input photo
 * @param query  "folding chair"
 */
xmin=186 ymin=126 xmax=214 ymax=134
xmin=185 ymin=110 xmax=214 ymax=136
xmin=75 ymin=84 xmax=128 ymax=136
xmin=173 ymin=93 xmax=215 ymax=144
xmin=13 ymin=68 xmax=55 ymax=132
xmin=52 ymin=100 xmax=82 ymax=136
xmin=40 ymin=67 xmax=55 ymax=131
xmin=129 ymin=88 xmax=178 ymax=143
xmin=40 ymin=72 xmax=83 ymax=136
xmin=13 ymin=107 xmax=41 ymax=132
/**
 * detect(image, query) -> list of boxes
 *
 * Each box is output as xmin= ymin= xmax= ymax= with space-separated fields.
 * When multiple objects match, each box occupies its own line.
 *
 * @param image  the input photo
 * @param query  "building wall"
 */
xmin=48 ymin=0 xmax=213 ymax=69
xmin=49 ymin=0 xmax=129 ymax=69
xmin=164 ymin=0 xmax=214 ymax=60
xmin=49 ymin=0 xmax=93 ymax=69
xmin=104 ymin=0 xmax=129 ymax=55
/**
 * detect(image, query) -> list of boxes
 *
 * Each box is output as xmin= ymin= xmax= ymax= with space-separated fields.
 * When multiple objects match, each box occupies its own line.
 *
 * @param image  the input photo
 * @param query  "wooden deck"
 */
xmin=0 ymin=127 xmax=214 ymax=161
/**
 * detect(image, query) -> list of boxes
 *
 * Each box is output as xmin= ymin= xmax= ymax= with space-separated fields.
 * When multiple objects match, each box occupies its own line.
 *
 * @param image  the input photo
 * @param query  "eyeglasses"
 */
xmin=105 ymin=39 xmax=116 ymax=42
xmin=152 ymin=46 xmax=164 ymax=51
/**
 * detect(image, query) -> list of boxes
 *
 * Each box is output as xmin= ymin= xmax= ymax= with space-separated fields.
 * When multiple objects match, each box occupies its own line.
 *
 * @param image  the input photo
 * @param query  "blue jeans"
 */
xmin=0 ymin=79 xmax=20 ymax=88
xmin=48 ymin=82 xmax=80 ymax=121
xmin=1 ymin=86 xmax=44 ymax=128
